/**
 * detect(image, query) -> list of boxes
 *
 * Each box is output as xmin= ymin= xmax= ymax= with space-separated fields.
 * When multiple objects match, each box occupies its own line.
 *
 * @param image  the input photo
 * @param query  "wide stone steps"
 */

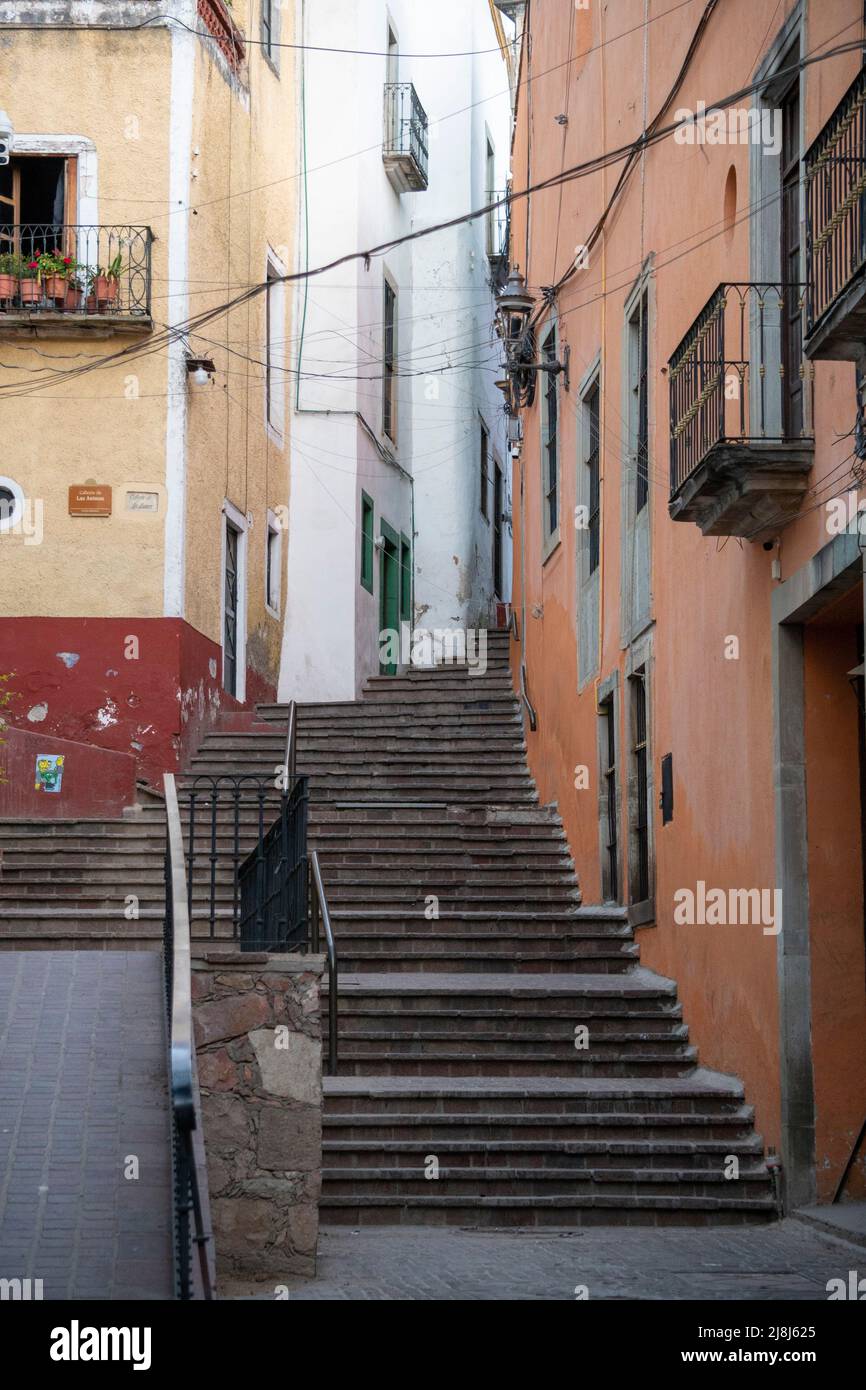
xmin=0 ymin=640 xmax=776 ymax=1226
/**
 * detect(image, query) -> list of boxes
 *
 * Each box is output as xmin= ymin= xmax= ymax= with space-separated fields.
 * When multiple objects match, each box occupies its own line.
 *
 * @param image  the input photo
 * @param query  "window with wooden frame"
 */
xmin=383 ymin=277 xmax=397 ymax=442
xmin=0 ymin=155 xmax=77 ymax=259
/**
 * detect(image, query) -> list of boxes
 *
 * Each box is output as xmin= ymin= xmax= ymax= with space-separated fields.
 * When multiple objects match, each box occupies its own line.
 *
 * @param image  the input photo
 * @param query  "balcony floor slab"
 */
xmin=669 ymin=439 xmax=814 ymax=540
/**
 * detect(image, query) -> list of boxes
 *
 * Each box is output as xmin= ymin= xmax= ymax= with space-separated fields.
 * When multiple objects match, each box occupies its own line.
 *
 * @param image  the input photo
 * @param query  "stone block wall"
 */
xmin=191 ymin=952 xmax=325 ymax=1284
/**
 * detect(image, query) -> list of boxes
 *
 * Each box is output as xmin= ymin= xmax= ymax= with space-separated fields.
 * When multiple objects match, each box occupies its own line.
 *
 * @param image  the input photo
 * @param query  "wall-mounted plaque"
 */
xmin=69 ymin=485 xmax=112 ymax=517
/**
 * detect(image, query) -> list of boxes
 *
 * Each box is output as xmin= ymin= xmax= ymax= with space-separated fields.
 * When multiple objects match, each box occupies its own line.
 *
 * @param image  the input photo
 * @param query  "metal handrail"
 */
xmin=519 ymin=659 xmax=537 ymax=732
xmin=309 ymin=849 xmax=338 ymax=1077
xmin=164 ymin=772 xmax=214 ymax=1301
xmin=283 ymin=699 xmax=297 ymax=786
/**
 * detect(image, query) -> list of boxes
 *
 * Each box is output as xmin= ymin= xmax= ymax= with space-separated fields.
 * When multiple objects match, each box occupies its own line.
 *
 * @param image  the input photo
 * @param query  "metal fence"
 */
xmin=383 ymin=82 xmax=429 ymax=185
xmin=668 ymin=281 xmax=812 ymax=496
xmin=805 ymin=65 xmax=866 ymax=337
xmin=0 ymin=224 xmax=152 ymax=317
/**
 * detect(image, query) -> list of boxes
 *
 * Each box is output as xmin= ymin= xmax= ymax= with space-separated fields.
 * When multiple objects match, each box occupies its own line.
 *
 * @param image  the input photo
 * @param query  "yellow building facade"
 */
xmin=0 ymin=0 xmax=297 ymax=782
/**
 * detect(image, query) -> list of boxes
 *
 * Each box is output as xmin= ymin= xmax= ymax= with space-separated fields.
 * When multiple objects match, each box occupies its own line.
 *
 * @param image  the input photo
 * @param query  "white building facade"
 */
xmin=279 ymin=0 xmax=513 ymax=702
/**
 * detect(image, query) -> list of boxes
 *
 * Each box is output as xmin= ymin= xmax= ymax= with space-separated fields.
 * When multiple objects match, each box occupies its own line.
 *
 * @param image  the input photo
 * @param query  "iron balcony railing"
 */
xmin=805 ymin=65 xmax=866 ymax=338
xmin=186 ymin=773 xmax=309 ymax=951
xmin=163 ymin=773 xmax=215 ymax=1302
xmin=383 ymin=82 xmax=429 ymax=190
xmin=668 ymin=281 xmax=814 ymax=496
xmin=487 ymin=188 xmax=510 ymax=261
xmin=0 ymin=224 xmax=152 ymax=318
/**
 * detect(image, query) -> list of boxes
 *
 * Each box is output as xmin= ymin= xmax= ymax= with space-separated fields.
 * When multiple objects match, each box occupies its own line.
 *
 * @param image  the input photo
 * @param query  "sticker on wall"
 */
xmin=35 ymin=755 xmax=64 ymax=793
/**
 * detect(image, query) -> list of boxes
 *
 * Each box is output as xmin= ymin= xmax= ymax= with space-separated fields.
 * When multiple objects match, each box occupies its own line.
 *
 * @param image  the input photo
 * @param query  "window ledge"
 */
xmin=0 ymin=311 xmax=153 ymax=340
xmin=628 ymin=898 xmax=655 ymax=929
xmin=541 ymin=530 xmax=561 ymax=566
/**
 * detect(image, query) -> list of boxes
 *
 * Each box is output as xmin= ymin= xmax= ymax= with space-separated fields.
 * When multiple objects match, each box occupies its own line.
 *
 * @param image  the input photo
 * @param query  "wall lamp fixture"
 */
xmin=494 ymin=266 xmax=569 ymax=409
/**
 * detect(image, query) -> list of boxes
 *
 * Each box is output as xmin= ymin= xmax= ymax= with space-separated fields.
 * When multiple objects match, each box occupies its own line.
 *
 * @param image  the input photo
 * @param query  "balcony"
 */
xmin=487 ymin=188 xmax=510 ymax=290
xmin=804 ymin=67 xmax=866 ymax=361
xmin=383 ymin=83 xmax=429 ymax=193
xmin=0 ymin=225 xmax=153 ymax=338
xmin=668 ymin=282 xmax=814 ymax=539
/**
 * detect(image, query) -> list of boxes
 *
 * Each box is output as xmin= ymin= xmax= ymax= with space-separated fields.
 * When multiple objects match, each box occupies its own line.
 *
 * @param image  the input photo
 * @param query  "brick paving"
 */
xmin=0 ymin=951 xmax=174 ymax=1300
xmin=224 ymin=1220 xmax=865 ymax=1300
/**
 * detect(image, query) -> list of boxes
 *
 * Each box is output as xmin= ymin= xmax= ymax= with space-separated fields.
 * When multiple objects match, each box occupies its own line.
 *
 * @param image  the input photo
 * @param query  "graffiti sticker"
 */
xmin=35 ymin=755 xmax=64 ymax=793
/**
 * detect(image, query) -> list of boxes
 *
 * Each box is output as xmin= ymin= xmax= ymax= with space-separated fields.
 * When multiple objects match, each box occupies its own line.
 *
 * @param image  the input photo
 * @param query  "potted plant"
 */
xmin=0 ymin=251 xmax=21 ymax=306
xmin=64 ymin=272 xmax=84 ymax=312
xmin=88 ymin=253 xmax=123 ymax=312
xmin=35 ymin=248 xmax=76 ymax=306
xmin=19 ymin=257 xmax=41 ymax=306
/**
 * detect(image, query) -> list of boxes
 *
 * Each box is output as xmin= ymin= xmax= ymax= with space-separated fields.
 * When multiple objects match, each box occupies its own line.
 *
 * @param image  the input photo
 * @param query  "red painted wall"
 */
xmin=0 ymin=618 xmax=276 ymax=787
xmin=0 ymin=725 xmax=137 ymax=819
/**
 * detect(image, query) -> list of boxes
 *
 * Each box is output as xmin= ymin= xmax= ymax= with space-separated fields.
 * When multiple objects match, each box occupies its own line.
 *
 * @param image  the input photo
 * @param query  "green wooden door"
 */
xmin=379 ymin=519 xmax=400 ymax=675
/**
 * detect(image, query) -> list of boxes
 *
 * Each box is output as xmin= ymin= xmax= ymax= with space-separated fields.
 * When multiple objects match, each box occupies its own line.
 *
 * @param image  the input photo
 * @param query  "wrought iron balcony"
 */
xmin=0 ymin=225 xmax=153 ymax=336
xmin=668 ymin=282 xmax=814 ymax=538
xmin=804 ymin=67 xmax=866 ymax=361
xmin=383 ymin=82 xmax=429 ymax=193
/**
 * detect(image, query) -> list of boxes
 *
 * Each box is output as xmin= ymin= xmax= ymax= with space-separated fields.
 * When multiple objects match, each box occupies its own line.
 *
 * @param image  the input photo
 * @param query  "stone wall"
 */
xmin=191 ymin=952 xmax=324 ymax=1284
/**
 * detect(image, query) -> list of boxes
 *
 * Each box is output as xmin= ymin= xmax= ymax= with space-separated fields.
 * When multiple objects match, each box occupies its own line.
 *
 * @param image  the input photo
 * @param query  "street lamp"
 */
xmin=494 ymin=265 xmax=570 ymax=409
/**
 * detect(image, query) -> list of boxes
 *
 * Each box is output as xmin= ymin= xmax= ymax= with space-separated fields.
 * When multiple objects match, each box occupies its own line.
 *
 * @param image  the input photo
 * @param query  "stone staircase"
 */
xmin=0 ymin=628 xmax=776 ymax=1225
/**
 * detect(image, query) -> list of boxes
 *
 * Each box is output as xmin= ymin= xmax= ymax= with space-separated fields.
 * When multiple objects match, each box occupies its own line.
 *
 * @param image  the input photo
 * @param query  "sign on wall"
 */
xmin=68 ymin=485 xmax=112 ymax=517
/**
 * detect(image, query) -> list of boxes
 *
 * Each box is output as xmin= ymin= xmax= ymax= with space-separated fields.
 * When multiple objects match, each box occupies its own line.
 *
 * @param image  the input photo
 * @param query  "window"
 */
xmin=222 ymin=504 xmax=248 ymax=701
xmin=265 ymin=255 xmax=285 ymax=441
xmin=600 ymin=694 xmax=619 ymax=902
xmin=361 ymin=492 xmax=375 ymax=593
xmin=383 ymin=278 xmax=397 ymax=442
xmin=493 ymin=461 xmax=504 ymax=597
xmin=585 ymin=379 xmax=600 ymax=573
xmin=0 ymin=156 xmax=72 ymax=260
xmin=400 ymin=534 xmax=412 ymax=624
xmin=0 ymin=475 xmax=24 ymax=532
xmin=480 ymin=419 xmax=489 ymax=517
xmin=261 ymin=0 xmax=279 ymax=68
xmin=387 ymin=25 xmax=399 ymax=84
xmin=629 ymin=290 xmax=649 ymax=513
xmin=630 ymin=669 xmax=650 ymax=903
xmin=542 ymin=325 xmax=559 ymax=550
xmin=780 ymin=48 xmax=803 ymax=438
xmin=265 ymin=511 xmax=281 ymax=616
xmin=485 ymin=135 xmax=497 ymax=255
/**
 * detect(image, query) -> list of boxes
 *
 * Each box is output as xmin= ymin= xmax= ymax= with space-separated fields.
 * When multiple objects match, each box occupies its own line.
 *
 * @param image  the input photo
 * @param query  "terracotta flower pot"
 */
xmin=44 ymin=273 xmax=67 ymax=305
xmin=0 ymin=273 xmax=15 ymax=304
xmin=93 ymin=275 xmax=118 ymax=311
xmin=19 ymin=280 xmax=41 ymax=306
xmin=64 ymin=285 xmax=83 ymax=312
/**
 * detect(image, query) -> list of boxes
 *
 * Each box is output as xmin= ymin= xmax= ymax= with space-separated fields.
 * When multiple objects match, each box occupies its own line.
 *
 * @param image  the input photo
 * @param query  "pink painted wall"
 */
xmin=509 ymin=0 xmax=865 ymax=1174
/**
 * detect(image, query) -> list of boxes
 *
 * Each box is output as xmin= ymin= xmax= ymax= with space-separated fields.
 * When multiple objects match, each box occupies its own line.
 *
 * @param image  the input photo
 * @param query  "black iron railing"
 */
xmin=668 ymin=281 xmax=813 ymax=496
xmin=163 ymin=772 xmax=215 ymax=1302
xmin=805 ymin=66 xmax=866 ymax=337
xmin=383 ymin=82 xmax=429 ymax=186
xmin=186 ymin=773 xmax=309 ymax=950
xmin=0 ymin=224 xmax=152 ymax=317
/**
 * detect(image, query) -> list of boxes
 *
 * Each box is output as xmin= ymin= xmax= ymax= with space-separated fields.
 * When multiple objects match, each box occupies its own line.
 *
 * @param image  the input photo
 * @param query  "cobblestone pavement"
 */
xmin=226 ymin=1220 xmax=865 ymax=1300
xmin=0 ymin=951 xmax=174 ymax=1300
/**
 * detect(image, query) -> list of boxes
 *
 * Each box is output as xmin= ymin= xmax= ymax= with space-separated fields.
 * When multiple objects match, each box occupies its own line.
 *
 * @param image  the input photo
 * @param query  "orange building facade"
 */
xmin=506 ymin=0 xmax=866 ymax=1209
